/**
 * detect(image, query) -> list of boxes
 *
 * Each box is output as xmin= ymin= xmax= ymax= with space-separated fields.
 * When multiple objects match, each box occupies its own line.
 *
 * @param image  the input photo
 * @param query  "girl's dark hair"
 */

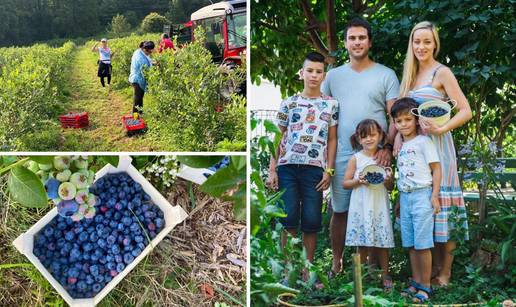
xmin=390 ymin=97 xmax=418 ymax=119
xmin=350 ymin=119 xmax=386 ymax=150
xmin=139 ymin=41 xmax=145 ymax=48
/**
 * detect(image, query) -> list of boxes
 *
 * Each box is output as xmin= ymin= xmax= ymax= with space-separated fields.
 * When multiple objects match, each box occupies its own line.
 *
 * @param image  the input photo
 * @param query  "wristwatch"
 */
xmin=325 ymin=168 xmax=335 ymax=176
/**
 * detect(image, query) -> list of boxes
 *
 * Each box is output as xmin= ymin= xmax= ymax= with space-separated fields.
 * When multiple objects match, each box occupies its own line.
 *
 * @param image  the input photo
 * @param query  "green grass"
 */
xmin=273 ymin=210 xmax=514 ymax=306
xmin=58 ymin=46 xmax=153 ymax=151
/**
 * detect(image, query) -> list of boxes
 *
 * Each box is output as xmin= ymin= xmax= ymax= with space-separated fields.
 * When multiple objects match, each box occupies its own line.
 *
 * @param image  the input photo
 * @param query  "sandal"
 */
xmin=412 ymin=284 xmax=433 ymax=303
xmin=401 ymin=280 xmax=418 ymax=297
xmin=382 ymin=275 xmax=393 ymax=292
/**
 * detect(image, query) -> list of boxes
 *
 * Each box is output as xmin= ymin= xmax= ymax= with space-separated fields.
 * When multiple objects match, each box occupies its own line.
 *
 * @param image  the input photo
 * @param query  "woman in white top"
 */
xmin=92 ymin=38 xmax=115 ymax=89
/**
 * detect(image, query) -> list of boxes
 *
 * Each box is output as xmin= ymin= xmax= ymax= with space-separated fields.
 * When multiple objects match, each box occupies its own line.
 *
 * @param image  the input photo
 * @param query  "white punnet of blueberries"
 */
xmin=420 ymin=106 xmax=447 ymax=117
xmin=33 ymin=172 xmax=165 ymax=299
xmin=364 ymin=172 xmax=385 ymax=184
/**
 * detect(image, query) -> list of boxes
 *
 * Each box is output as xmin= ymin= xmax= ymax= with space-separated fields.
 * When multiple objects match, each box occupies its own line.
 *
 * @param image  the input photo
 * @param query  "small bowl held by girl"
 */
xmin=361 ymin=165 xmax=389 ymax=189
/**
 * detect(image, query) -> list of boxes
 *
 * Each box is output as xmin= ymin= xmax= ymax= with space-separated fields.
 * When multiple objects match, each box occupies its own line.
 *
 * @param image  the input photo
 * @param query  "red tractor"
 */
xmin=173 ymin=0 xmax=246 ymax=66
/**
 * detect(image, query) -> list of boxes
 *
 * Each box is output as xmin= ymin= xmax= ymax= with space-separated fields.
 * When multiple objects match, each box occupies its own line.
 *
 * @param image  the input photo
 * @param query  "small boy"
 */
xmin=267 ymin=51 xmax=338 ymax=277
xmin=391 ymin=97 xmax=441 ymax=303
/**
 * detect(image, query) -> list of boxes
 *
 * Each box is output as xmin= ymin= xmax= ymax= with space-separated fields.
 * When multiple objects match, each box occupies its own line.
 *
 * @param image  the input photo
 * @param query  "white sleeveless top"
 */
xmin=99 ymin=47 xmax=111 ymax=64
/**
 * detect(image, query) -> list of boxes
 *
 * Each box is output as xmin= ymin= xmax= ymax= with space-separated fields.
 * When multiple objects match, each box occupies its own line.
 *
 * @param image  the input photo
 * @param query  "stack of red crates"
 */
xmin=59 ymin=112 xmax=89 ymax=128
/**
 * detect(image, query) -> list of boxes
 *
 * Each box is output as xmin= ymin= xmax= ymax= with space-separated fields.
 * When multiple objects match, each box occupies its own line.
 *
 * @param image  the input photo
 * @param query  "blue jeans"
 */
xmin=277 ymin=164 xmax=323 ymax=233
xmin=400 ymin=187 xmax=434 ymax=250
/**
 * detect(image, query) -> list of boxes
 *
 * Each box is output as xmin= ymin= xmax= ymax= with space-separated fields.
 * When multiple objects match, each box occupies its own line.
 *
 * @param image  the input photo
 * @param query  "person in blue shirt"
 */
xmin=128 ymin=41 xmax=155 ymax=114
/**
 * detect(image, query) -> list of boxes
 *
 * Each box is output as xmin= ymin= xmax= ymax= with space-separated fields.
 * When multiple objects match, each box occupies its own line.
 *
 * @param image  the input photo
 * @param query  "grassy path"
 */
xmin=59 ymin=46 xmax=154 ymax=151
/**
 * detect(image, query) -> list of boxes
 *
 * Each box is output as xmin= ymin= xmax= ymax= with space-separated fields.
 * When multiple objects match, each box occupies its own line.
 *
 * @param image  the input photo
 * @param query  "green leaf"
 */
xmin=200 ymin=165 xmax=244 ymax=197
xmin=1 ymin=156 xmax=18 ymax=167
xmin=97 ymin=156 xmax=120 ymax=167
xmin=230 ymin=156 xmax=246 ymax=171
xmin=263 ymin=120 xmax=280 ymax=134
xmin=500 ymin=239 xmax=512 ymax=264
xmin=29 ymin=156 xmax=54 ymax=164
xmin=177 ymin=156 xmax=224 ymax=168
xmin=8 ymin=166 xmax=48 ymax=208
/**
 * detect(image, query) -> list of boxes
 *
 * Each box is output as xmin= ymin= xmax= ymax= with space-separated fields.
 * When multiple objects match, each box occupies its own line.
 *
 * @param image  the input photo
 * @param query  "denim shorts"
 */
xmin=400 ymin=187 xmax=434 ymax=250
xmin=277 ymin=164 xmax=323 ymax=233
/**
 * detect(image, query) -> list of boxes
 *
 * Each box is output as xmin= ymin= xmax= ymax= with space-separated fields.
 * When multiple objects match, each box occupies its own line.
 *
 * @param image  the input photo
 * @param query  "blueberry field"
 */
xmin=0 ymin=155 xmax=246 ymax=306
xmin=0 ymin=32 xmax=246 ymax=152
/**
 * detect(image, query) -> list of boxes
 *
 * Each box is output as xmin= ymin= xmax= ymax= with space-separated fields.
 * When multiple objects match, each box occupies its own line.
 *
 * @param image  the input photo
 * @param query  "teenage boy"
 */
xmin=321 ymin=17 xmax=399 ymax=278
xmin=268 ymin=51 xmax=338 ymax=277
xmin=391 ymin=97 xmax=441 ymax=303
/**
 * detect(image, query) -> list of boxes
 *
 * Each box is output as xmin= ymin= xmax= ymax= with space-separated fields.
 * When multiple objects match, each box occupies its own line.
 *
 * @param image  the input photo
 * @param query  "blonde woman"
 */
xmin=397 ymin=21 xmax=472 ymax=300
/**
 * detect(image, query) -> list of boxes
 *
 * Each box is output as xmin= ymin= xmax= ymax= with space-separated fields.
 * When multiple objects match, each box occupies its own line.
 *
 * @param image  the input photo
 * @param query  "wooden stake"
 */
xmin=352 ymin=253 xmax=363 ymax=307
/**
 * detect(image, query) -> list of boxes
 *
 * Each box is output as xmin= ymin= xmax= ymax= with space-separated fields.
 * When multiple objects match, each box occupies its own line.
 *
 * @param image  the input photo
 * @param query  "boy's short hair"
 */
xmin=304 ymin=51 xmax=325 ymax=66
xmin=390 ymin=97 xmax=419 ymax=119
xmin=345 ymin=17 xmax=372 ymax=40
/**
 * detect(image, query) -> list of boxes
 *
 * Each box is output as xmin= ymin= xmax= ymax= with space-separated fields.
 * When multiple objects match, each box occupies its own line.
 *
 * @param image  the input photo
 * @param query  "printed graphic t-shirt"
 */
xmin=397 ymin=135 xmax=440 ymax=192
xmin=276 ymin=94 xmax=339 ymax=169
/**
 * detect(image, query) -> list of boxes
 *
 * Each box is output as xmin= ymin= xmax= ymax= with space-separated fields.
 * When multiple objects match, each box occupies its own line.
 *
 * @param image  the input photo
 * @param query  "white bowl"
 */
xmin=360 ymin=164 xmax=387 ymax=190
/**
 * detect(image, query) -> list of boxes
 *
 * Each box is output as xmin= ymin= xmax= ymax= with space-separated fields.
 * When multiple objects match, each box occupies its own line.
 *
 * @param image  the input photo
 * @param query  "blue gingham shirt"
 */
xmin=128 ymin=49 xmax=152 ymax=91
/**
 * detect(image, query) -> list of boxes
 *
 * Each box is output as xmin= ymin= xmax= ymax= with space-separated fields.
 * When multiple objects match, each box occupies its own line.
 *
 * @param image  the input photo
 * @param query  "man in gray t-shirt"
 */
xmin=321 ymin=17 xmax=399 ymax=278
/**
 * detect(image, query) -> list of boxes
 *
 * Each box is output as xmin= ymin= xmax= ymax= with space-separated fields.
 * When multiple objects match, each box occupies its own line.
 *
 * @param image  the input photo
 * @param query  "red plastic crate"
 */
xmin=59 ymin=112 xmax=89 ymax=128
xmin=121 ymin=115 xmax=146 ymax=136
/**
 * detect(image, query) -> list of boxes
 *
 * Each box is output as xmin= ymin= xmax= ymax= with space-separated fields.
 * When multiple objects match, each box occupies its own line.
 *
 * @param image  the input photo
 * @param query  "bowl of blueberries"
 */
xmin=412 ymin=99 xmax=457 ymax=127
xmin=360 ymin=165 xmax=390 ymax=189
xmin=13 ymin=156 xmax=188 ymax=306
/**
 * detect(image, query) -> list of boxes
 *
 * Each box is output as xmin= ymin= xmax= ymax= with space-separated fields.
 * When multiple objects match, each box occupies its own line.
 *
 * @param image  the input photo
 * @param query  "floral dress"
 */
xmin=345 ymin=151 xmax=394 ymax=248
xmin=408 ymin=64 xmax=469 ymax=242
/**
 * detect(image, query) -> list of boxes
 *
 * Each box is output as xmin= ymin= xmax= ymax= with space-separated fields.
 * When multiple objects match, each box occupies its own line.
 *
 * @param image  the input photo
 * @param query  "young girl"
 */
xmin=343 ymin=119 xmax=394 ymax=290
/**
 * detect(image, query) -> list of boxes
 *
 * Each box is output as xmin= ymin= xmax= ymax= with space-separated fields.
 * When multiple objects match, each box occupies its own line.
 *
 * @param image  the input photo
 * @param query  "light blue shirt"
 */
xmin=128 ymin=49 xmax=152 ymax=91
xmin=321 ymin=63 xmax=399 ymax=156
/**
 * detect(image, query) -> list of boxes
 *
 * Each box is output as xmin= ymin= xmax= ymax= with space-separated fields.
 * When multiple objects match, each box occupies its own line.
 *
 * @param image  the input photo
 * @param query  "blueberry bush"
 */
xmin=144 ymin=28 xmax=246 ymax=151
xmin=0 ymin=42 xmax=75 ymax=150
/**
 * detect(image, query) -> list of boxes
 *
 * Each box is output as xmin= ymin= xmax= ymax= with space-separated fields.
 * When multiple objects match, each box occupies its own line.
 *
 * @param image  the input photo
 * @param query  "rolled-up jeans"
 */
xmin=277 ymin=164 xmax=323 ymax=233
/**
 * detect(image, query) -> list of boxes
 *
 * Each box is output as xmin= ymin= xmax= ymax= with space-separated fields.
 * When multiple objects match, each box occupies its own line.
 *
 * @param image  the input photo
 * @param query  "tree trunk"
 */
xmin=325 ymin=0 xmax=337 ymax=64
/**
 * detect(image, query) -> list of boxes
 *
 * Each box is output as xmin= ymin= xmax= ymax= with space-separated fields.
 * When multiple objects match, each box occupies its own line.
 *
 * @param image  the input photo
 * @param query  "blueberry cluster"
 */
xmin=364 ymin=171 xmax=384 ymax=184
xmin=421 ymin=106 xmax=447 ymax=118
xmin=33 ymin=172 xmax=165 ymax=299
xmin=203 ymin=156 xmax=229 ymax=178
xmin=125 ymin=118 xmax=141 ymax=127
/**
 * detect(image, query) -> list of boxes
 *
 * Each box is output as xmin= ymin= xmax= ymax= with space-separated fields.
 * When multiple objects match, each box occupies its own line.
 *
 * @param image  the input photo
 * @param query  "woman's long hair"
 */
xmin=399 ymin=21 xmax=441 ymax=97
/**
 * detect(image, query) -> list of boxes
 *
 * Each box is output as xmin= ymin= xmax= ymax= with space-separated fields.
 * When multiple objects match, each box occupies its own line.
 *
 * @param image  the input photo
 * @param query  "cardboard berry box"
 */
xmin=12 ymin=156 xmax=194 ymax=307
